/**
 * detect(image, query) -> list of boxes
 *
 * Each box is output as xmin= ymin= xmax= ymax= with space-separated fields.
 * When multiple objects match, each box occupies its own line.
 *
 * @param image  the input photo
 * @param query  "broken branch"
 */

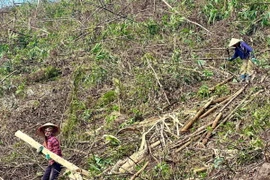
xmin=202 ymin=112 xmax=223 ymax=145
xmin=130 ymin=161 xmax=149 ymax=180
xmin=161 ymin=0 xmax=211 ymax=33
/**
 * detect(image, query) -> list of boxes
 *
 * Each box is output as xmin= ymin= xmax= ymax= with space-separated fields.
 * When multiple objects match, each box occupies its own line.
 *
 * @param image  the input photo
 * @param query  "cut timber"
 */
xmin=202 ymin=112 xmax=223 ymax=145
xmin=200 ymin=96 xmax=230 ymax=119
xmin=218 ymin=85 xmax=247 ymax=113
xmin=181 ymin=99 xmax=212 ymax=132
xmin=211 ymin=95 xmax=230 ymax=104
xmin=115 ymin=141 xmax=160 ymax=173
xmin=15 ymin=130 xmax=89 ymax=178
xmin=130 ymin=161 xmax=149 ymax=180
xmin=209 ymin=76 xmax=234 ymax=91
xmin=212 ymin=88 xmax=263 ymax=134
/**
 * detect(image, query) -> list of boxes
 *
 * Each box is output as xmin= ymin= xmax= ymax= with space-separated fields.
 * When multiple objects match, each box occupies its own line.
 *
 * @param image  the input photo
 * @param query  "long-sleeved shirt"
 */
xmin=230 ymin=41 xmax=254 ymax=60
xmin=44 ymin=136 xmax=62 ymax=165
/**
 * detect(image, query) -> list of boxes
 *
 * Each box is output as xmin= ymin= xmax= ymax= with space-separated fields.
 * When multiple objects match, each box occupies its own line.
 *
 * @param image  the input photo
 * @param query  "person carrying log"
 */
xmin=227 ymin=38 xmax=258 ymax=83
xmin=36 ymin=123 xmax=62 ymax=180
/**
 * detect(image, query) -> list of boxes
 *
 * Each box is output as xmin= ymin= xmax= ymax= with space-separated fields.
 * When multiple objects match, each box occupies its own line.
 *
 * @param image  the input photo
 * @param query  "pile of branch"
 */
xmin=108 ymin=82 xmax=264 ymax=178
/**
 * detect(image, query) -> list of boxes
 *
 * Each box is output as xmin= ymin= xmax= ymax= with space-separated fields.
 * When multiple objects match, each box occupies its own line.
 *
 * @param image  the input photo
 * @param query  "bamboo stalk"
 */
xmin=147 ymin=59 xmax=170 ymax=104
xmin=209 ymin=76 xmax=234 ymax=91
xmin=202 ymin=112 xmax=223 ymax=145
xmin=171 ymin=122 xmax=212 ymax=150
xmin=175 ymin=136 xmax=200 ymax=152
xmin=212 ymin=88 xmax=261 ymax=134
xmin=219 ymin=85 xmax=247 ymax=113
xmin=130 ymin=162 xmax=149 ymax=180
xmin=211 ymin=95 xmax=230 ymax=104
xmin=181 ymin=99 xmax=213 ymax=132
xmin=193 ymin=167 xmax=207 ymax=173
xmin=200 ymin=96 xmax=230 ymax=119
xmin=160 ymin=0 xmax=211 ymax=33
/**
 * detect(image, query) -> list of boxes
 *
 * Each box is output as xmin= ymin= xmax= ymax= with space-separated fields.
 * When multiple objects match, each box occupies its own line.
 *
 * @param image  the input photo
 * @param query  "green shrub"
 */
xmin=98 ymin=90 xmax=116 ymax=107
xmin=45 ymin=66 xmax=61 ymax=80
xmin=197 ymin=85 xmax=210 ymax=98
xmin=203 ymin=0 xmax=232 ymax=24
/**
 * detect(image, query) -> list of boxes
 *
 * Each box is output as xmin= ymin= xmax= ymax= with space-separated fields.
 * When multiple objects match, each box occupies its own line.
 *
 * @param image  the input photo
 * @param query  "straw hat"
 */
xmin=228 ymin=38 xmax=242 ymax=47
xmin=37 ymin=123 xmax=60 ymax=137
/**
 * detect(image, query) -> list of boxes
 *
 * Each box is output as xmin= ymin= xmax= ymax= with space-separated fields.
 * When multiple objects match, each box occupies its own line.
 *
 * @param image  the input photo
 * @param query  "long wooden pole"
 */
xmin=181 ymin=99 xmax=213 ymax=132
xmin=15 ymin=130 xmax=89 ymax=178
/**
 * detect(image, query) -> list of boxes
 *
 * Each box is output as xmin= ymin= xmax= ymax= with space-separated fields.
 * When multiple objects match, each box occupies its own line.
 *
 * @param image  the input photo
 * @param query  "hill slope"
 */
xmin=0 ymin=0 xmax=270 ymax=179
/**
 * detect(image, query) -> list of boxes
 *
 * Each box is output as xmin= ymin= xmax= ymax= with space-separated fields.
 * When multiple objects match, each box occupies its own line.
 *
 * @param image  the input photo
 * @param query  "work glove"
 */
xmin=45 ymin=154 xmax=51 ymax=160
xmin=36 ymin=146 xmax=44 ymax=154
xmin=251 ymin=58 xmax=258 ymax=64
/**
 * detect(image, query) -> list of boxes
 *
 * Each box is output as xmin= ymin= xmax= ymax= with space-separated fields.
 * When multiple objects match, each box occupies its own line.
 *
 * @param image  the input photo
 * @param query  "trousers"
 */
xmin=42 ymin=162 xmax=62 ymax=180
xmin=240 ymin=59 xmax=254 ymax=77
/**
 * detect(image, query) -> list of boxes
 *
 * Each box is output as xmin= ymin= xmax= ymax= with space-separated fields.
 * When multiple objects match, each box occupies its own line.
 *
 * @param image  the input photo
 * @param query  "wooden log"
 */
xmin=181 ymin=99 xmax=212 ymax=132
xmin=200 ymin=96 xmax=230 ymax=119
xmin=202 ymin=112 xmax=223 ymax=145
xmin=211 ymin=95 xmax=230 ymax=104
xmin=212 ymin=89 xmax=263 ymax=134
xmin=209 ymin=76 xmax=234 ymax=91
xmin=218 ymin=85 xmax=247 ymax=113
xmin=15 ymin=130 xmax=89 ymax=178
xmin=130 ymin=161 xmax=149 ymax=180
xmin=175 ymin=136 xmax=200 ymax=152
xmin=193 ymin=167 xmax=207 ymax=173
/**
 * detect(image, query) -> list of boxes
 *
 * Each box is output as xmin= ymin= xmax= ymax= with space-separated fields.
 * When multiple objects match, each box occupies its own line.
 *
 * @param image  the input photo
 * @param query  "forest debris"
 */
xmin=211 ymin=95 xmax=231 ymax=104
xmin=85 ymin=126 xmax=104 ymax=136
xmin=212 ymin=89 xmax=263 ymax=135
xmin=161 ymin=0 xmax=211 ymax=33
xmin=110 ymin=159 xmax=126 ymax=174
xmin=117 ymin=127 xmax=141 ymax=135
xmin=260 ymin=74 xmax=267 ymax=83
xmin=200 ymin=97 xmax=229 ymax=119
xmin=63 ymin=169 xmax=83 ymax=180
xmin=119 ymin=148 xmax=147 ymax=173
xmin=181 ymin=99 xmax=213 ymax=132
xmin=171 ymin=121 xmax=213 ymax=149
xmin=175 ymin=136 xmax=200 ymax=152
xmin=118 ymin=141 xmax=160 ymax=173
xmin=113 ymin=111 xmax=161 ymax=174
xmin=134 ymin=116 xmax=161 ymax=128
xmin=209 ymin=76 xmax=234 ymax=91
xmin=169 ymin=114 xmax=181 ymax=136
xmin=218 ymin=85 xmax=247 ymax=112
xmin=202 ymin=112 xmax=223 ymax=145
xmin=129 ymin=161 xmax=149 ymax=180
xmin=0 ymin=70 xmax=17 ymax=84
xmin=193 ymin=167 xmax=207 ymax=173
xmin=207 ymin=65 xmax=232 ymax=77
xmin=147 ymin=58 xmax=170 ymax=104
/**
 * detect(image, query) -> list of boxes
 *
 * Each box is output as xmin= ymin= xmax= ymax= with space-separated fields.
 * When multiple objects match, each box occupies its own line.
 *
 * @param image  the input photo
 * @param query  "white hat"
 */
xmin=37 ymin=123 xmax=60 ymax=137
xmin=228 ymin=38 xmax=242 ymax=47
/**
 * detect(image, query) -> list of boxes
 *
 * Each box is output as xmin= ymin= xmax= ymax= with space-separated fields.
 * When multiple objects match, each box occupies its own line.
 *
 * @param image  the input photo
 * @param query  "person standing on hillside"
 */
xmin=227 ymin=38 xmax=258 ymax=83
xmin=37 ymin=123 xmax=62 ymax=180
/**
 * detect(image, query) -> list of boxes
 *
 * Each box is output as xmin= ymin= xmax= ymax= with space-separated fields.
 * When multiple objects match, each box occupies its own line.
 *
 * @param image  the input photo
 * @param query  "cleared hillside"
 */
xmin=0 ymin=0 xmax=270 ymax=179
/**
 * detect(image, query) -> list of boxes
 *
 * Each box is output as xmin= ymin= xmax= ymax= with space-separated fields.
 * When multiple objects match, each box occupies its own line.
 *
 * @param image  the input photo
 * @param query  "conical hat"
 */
xmin=228 ymin=38 xmax=242 ymax=47
xmin=37 ymin=123 xmax=60 ymax=137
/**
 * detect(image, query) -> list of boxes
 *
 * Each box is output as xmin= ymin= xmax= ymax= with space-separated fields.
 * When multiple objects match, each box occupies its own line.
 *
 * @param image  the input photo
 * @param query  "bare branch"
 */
xmin=161 ymin=0 xmax=211 ymax=34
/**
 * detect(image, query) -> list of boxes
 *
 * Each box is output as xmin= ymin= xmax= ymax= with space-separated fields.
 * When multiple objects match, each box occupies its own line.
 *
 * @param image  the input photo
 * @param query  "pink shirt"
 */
xmin=44 ymin=136 xmax=62 ymax=165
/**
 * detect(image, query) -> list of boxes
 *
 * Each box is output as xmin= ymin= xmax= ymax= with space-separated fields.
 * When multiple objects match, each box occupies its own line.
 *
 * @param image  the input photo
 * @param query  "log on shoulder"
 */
xmin=15 ymin=130 xmax=89 ymax=179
